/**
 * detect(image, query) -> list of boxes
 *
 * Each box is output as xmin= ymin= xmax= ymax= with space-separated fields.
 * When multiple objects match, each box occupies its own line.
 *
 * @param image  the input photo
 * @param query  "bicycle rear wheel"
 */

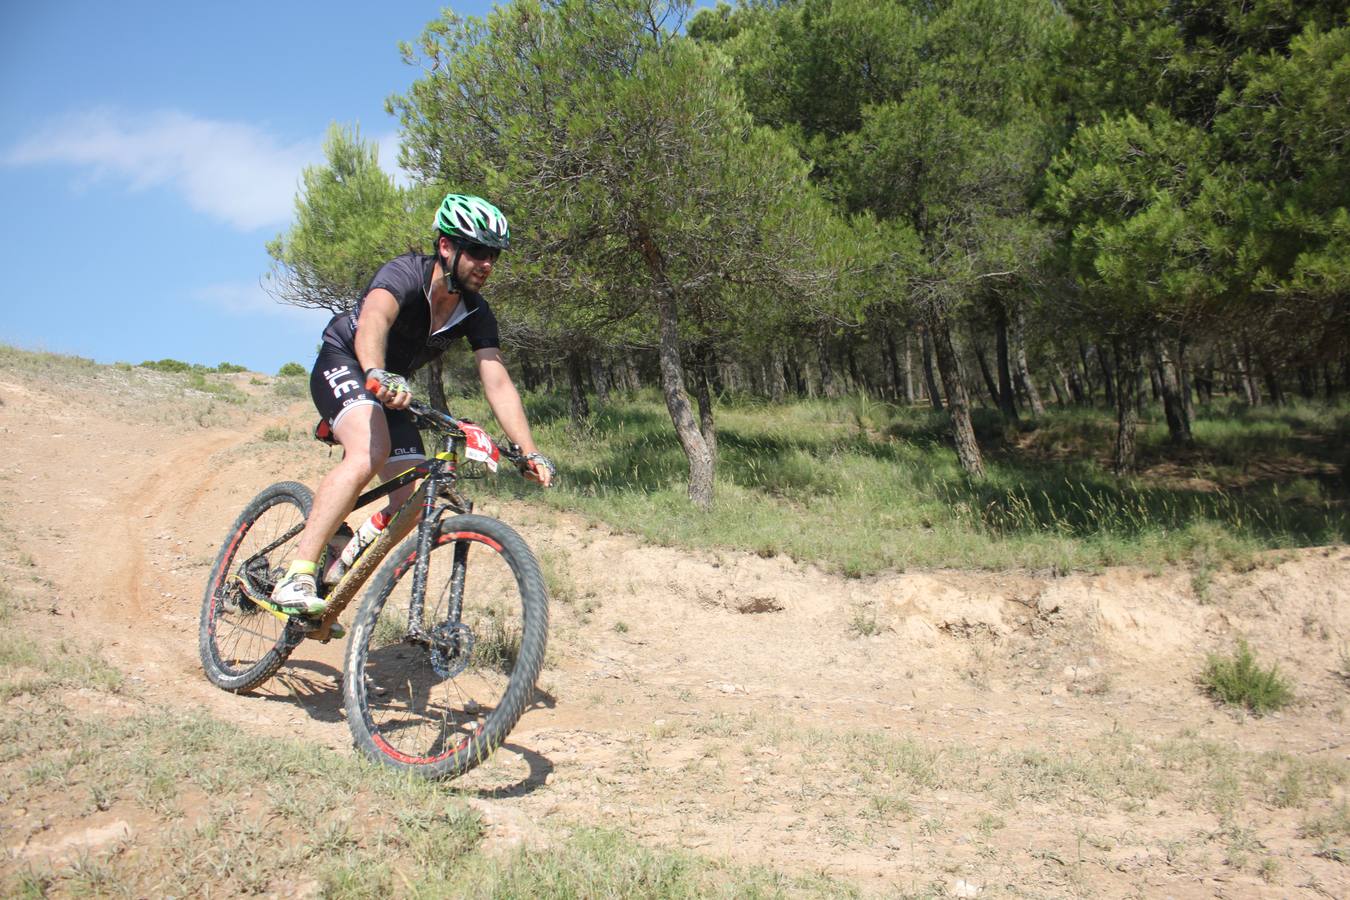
xmin=198 ymin=481 xmax=310 ymax=692
xmin=343 ymin=513 xmax=548 ymax=779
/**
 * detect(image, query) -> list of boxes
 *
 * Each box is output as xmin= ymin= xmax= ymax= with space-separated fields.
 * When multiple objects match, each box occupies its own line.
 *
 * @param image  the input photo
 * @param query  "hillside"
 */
xmin=1 ymin=350 xmax=1347 ymax=898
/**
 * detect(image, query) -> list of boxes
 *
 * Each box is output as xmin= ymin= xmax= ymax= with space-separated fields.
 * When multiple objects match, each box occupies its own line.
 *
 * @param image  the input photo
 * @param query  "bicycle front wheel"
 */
xmin=343 ymin=514 xmax=549 ymax=779
xmin=198 ymin=481 xmax=310 ymax=692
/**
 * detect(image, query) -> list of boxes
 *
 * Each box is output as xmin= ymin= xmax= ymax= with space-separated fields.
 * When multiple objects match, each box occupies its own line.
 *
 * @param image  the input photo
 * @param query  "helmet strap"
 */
xmin=438 ymin=238 xmax=466 ymax=295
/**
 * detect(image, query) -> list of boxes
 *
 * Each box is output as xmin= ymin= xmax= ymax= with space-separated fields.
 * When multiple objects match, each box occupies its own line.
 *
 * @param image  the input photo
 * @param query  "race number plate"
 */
xmin=460 ymin=421 xmax=500 ymax=472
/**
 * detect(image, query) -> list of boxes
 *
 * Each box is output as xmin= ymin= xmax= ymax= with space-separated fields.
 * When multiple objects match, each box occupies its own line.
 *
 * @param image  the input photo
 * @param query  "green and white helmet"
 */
xmin=435 ymin=193 xmax=511 ymax=249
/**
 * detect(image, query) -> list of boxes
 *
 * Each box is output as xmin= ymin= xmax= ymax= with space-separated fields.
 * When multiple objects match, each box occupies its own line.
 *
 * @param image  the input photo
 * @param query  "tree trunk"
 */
xmin=1152 ymin=336 xmax=1192 ymax=445
xmin=1077 ymin=339 xmax=1096 ymax=403
xmin=882 ymin=327 xmax=903 ymax=401
xmin=1259 ymin=354 xmax=1285 ymax=407
xmin=1054 ymin=358 xmax=1076 ymax=406
xmin=1011 ymin=308 xmax=1045 ymax=416
xmin=1177 ymin=338 xmax=1196 ymax=424
xmin=1196 ymin=354 xmax=1215 ymax=404
xmin=590 ymin=354 xmax=611 ymax=407
xmin=1060 ymin=351 xmax=1085 ymax=405
xmin=921 ymin=325 xmax=944 ymax=412
xmin=769 ymin=347 xmax=787 ymax=403
xmin=421 ymin=357 xmax=448 ymax=411
xmin=969 ymin=329 xmax=1001 ymax=409
xmin=930 ymin=315 xmax=986 ymax=478
xmin=1232 ymin=341 xmax=1259 ymax=406
xmin=845 ymin=345 xmax=865 ymax=396
xmin=1097 ymin=342 xmax=1116 ymax=409
xmin=1135 ymin=352 xmax=1148 ymax=416
xmin=992 ymin=302 xmax=1018 ymax=420
xmin=1112 ymin=337 xmax=1139 ymax=475
xmin=903 ymin=332 xmax=915 ymax=404
xmin=1048 ymin=370 xmax=1066 ymax=406
xmin=815 ymin=328 xmax=840 ymax=399
xmin=639 ymin=229 xmax=713 ymax=508
xmin=566 ymin=350 xmax=590 ymax=425
xmin=1297 ymin=366 xmax=1315 ymax=400
xmin=694 ymin=340 xmax=718 ymax=460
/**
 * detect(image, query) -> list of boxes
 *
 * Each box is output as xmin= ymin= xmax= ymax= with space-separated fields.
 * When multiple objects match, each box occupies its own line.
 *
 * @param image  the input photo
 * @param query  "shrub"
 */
xmin=277 ymin=362 xmax=307 ymax=377
xmin=215 ymin=362 xmax=247 ymax=374
xmin=139 ymin=358 xmax=194 ymax=374
xmin=1201 ymin=639 xmax=1294 ymax=714
xmin=274 ymin=378 xmax=308 ymax=399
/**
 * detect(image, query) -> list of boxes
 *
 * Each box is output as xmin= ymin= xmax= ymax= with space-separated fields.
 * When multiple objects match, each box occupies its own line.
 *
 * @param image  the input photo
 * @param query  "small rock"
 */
xmin=951 ymin=879 xmax=981 ymax=898
xmin=20 ymin=819 xmax=133 ymax=863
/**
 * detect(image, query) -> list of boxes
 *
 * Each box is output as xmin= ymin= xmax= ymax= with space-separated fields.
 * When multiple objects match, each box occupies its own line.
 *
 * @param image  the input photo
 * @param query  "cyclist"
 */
xmin=271 ymin=193 xmax=555 ymax=616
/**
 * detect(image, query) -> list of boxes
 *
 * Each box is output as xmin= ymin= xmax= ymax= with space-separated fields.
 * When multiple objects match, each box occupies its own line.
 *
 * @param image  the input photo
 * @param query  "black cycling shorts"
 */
xmin=309 ymin=346 xmax=425 ymax=463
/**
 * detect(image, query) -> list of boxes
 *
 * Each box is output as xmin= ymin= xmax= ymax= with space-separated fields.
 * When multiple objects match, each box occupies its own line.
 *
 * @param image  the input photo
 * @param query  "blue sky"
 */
xmin=0 ymin=0 xmax=499 ymax=373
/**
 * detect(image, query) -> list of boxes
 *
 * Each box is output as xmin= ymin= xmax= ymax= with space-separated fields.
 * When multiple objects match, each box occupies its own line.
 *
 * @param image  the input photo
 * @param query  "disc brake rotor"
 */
xmin=428 ymin=621 xmax=475 ymax=679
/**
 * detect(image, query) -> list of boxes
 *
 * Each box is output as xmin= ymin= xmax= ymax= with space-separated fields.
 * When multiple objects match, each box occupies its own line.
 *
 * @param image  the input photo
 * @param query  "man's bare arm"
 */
xmin=476 ymin=348 xmax=552 ymax=486
xmin=354 ymin=289 xmax=411 ymax=409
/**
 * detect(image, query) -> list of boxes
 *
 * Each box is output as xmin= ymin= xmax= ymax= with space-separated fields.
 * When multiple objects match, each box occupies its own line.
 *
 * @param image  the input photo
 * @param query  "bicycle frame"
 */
xmin=306 ymin=451 xmax=468 ymax=642
xmin=235 ymin=403 xmax=511 ymax=644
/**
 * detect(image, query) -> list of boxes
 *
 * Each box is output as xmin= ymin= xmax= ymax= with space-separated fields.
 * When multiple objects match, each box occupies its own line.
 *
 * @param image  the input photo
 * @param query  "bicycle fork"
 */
xmin=405 ymin=468 xmax=470 ymax=654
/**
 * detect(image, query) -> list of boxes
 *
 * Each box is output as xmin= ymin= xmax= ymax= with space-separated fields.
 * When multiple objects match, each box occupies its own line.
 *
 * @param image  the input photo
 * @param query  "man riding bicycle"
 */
xmin=271 ymin=193 xmax=555 ymax=615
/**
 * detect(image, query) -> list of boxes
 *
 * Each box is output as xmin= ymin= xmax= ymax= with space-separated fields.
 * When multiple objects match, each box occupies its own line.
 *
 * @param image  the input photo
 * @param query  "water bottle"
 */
xmin=327 ymin=511 xmax=391 ymax=584
xmin=321 ymin=524 xmax=355 ymax=585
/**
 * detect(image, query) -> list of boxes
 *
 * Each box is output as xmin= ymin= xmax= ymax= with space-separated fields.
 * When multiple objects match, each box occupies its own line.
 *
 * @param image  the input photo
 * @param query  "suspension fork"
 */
xmin=405 ymin=465 xmax=445 ymax=637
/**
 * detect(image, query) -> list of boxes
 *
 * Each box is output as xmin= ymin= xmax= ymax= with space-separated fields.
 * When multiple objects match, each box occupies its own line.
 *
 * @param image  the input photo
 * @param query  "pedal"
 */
xmin=294 ymin=616 xmax=346 ymax=642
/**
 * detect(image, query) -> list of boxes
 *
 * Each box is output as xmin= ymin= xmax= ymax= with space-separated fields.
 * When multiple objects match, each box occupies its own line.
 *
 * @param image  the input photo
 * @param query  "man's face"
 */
xmin=448 ymin=240 xmax=499 ymax=292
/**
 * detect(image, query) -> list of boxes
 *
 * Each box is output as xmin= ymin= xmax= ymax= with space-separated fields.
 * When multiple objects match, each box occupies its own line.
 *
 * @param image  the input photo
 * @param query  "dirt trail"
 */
xmin=2 ymin=369 xmax=1347 ymax=897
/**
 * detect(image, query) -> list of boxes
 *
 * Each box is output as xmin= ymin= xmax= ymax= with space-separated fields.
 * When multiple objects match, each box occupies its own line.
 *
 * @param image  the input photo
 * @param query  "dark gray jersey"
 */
xmin=319 ymin=252 xmax=500 ymax=376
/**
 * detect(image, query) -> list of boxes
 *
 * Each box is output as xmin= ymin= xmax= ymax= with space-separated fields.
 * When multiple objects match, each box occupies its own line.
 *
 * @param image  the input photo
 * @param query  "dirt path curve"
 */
xmin=2 ymin=369 xmax=1347 ymax=898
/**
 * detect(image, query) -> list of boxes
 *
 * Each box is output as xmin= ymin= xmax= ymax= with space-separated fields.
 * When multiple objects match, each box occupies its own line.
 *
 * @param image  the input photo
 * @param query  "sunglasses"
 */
xmin=458 ymin=243 xmax=501 ymax=262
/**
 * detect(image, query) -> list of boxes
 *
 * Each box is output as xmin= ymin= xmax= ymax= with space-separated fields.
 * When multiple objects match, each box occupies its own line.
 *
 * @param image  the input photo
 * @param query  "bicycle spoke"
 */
xmin=199 ymin=483 xmax=310 ymax=692
xmin=345 ymin=515 xmax=547 ymax=778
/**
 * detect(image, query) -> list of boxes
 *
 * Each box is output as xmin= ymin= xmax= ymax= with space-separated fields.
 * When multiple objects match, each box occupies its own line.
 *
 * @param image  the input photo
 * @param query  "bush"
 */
xmin=138 ymin=359 xmax=246 ymax=375
xmin=1200 ymin=639 xmax=1294 ymax=715
xmin=277 ymin=362 xmax=307 ymax=377
xmin=274 ymin=378 xmax=308 ymax=399
xmin=139 ymin=358 xmax=194 ymax=374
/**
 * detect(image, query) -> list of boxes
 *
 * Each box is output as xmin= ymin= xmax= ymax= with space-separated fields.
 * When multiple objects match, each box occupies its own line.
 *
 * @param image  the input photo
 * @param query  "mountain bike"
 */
xmin=198 ymin=400 xmax=549 ymax=780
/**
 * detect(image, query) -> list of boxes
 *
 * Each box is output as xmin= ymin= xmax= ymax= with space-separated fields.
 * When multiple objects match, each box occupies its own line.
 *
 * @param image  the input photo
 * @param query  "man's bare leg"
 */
xmin=294 ymin=403 xmax=393 ymax=564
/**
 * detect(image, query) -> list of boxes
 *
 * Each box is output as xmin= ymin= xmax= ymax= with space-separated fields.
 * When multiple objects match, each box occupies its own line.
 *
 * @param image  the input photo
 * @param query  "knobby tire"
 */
xmin=198 ymin=481 xmax=310 ymax=692
xmin=343 ymin=514 xmax=548 ymax=780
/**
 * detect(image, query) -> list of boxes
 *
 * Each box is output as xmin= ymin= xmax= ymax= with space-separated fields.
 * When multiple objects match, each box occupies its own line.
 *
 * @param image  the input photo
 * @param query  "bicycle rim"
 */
xmin=345 ymin=514 xmax=548 ymax=779
xmin=199 ymin=482 xmax=309 ymax=692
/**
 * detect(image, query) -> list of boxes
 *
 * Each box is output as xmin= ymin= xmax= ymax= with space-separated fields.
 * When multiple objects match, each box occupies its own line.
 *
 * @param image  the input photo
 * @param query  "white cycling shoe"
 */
xmin=270 ymin=573 xmax=327 ymax=617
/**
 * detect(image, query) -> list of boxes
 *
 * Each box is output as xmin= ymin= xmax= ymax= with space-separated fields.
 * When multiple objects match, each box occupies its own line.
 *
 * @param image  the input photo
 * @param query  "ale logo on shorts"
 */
xmin=324 ymin=366 xmax=361 ymax=399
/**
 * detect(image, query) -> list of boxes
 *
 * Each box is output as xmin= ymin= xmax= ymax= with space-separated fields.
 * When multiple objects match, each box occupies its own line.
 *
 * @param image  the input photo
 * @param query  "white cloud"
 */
xmin=5 ymin=109 xmax=420 ymax=231
xmin=4 ymin=109 xmax=321 ymax=231
xmin=192 ymin=280 xmax=335 ymax=327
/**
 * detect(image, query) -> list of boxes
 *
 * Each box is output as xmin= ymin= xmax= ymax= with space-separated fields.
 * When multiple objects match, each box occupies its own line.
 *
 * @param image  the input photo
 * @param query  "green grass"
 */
xmin=274 ymin=375 xmax=309 ymax=398
xmin=1200 ymin=639 xmax=1296 ymax=715
xmin=1 ymin=636 xmax=842 ymax=899
xmin=455 ymin=390 xmax=1347 ymax=575
xmin=0 ymin=625 xmax=124 ymax=701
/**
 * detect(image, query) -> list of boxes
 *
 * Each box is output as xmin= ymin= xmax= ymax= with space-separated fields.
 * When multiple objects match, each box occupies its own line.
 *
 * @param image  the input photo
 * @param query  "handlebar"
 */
xmin=406 ymin=400 xmax=527 ymax=469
